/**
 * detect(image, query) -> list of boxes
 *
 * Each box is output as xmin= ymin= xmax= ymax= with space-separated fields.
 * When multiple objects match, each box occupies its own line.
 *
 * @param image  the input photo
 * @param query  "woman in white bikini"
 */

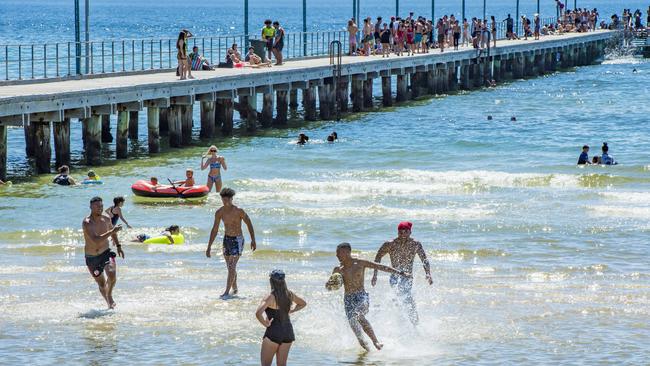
xmin=200 ymin=145 xmax=228 ymax=193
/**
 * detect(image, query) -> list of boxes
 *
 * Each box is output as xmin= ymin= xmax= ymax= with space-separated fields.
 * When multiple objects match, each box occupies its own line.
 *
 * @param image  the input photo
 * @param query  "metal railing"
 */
xmin=1 ymin=18 xmax=565 ymax=82
xmin=0 ymin=31 xmax=349 ymax=81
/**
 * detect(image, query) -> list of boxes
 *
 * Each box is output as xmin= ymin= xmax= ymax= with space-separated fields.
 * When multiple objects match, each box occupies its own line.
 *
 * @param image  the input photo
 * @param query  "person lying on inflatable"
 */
xmin=132 ymin=225 xmax=184 ymax=245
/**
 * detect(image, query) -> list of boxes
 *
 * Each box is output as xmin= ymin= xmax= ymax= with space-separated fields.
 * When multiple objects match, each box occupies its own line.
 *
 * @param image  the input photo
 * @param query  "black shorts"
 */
xmin=273 ymin=42 xmax=284 ymax=51
xmin=85 ymin=249 xmax=116 ymax=277
xmin=223 ymin=235 xmax=244 ymax=256
xmin=437 ymin=34 xmax=445 ymax=43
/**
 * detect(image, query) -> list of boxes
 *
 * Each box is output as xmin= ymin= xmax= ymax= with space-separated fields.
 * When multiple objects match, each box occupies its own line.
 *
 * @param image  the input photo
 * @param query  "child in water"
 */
xmin=133 ymin=225 xmax=181 ymax=244
xmin=83 ymin=170 xmax=101 ymax=182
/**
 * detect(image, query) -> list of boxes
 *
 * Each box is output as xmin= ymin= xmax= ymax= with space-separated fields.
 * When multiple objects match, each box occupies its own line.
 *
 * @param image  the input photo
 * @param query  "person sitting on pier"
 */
xmin=245 ymin=47 xmax=272 ymax=68
xmin=190 ymin=46 xmax=215 ymax=71
xmin=53 ymin=165 xmax=76 ymax=186
xmin=297 ymin=133 xmax=309 ymax=145
xmin=174 ymin=168 xmax=195 ymax=187
xmin=577 ymin=145 xmax=591 ymax=165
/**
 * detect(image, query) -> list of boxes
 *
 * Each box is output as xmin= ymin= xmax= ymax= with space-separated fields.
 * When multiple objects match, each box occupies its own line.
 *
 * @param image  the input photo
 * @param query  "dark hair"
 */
xmin=220 ymin=187 xmax=236 ymax=198
xmin=337 ymin=242 xmax=352 ymax=251
xmin=602 ymin=142 xmax=609 ymax=152
xmin=270 ymin=271 xmax=292 ymax=321
xmin=113 ymin=196 xmax=125 ymax=205
xmin=57 ymin=165 xmax=69 ymax=173
xmin=90 ymin=196 xmax=102 ymax=205
xmin=582 ymin=145 xmax=589 ymax=149
xmin=264 ymin=19 xmax=272 ymax=25
xmin=273 ymin=21 xmax=279 ymax=26
xmin=192 ymin=46 xmax=198 ymax=50
xmin=177 ymin=31 xmax=185 ymax=47
xmin=166 ymin=225 xmax=180 ymax=232
xmin=327 ymin=135 xmax=334 ymax=142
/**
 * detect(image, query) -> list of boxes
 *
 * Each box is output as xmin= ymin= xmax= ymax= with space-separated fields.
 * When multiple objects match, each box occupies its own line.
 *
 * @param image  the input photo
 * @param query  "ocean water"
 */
xmin=2 ymin=1 xmax=650 ymax=365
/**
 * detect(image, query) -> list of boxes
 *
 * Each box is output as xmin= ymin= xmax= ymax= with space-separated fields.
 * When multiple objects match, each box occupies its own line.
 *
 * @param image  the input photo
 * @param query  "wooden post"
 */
xmin=260 ymin=92 xmax=274 ymax=127
xmin=396 ymin=74 xmax=408 ymax=102
xmin=245 ymin=96 xmax=258 ymax=131
xmin=448 ymin=63 xmax=459 ymax=91
xmin=381 ymin=76 xmax=392 ymax=106
xmin=513 ymin=54 xmax=524 ymax=79
xmin=351 ymin=79 xmax=364 ymax=112
xmin=426 ymin=70 xmax=436 ymax=94
xmin=147 ymin=107 xmax=160 ymax=153
xmin=81 ymin=120 xmax=88 ymax=151
xmin=217 ymin=99 xmax=234 ymax=135
xmin=289 ymin=89 xmax=299 ymax=111
xmin=409 ymin=72 xmax=420 ymax=99
xmin=85 ymin=115 xmax=102 ymax=166
xmin=181 ymin=104 xmax=193 ymax=145
xmin=101 ymin=115 xmax=113 ymax=142
xmin=337 ymin=81 xmax=349 ymax=113
xmin=33 ymin=121 xmax=51 ymax=174
xmin=318 ymin=84 xmax=332 ymax=120
xmin=200 ymin=101 xmax=216 ymax=138
xmin=303 ymin=87 xmax=317 ymax=121
xmin=274 ymin=90 xmax=288 ymax=125
xmin=363 ymin=78 xmax=373 ymax=108
xmin=128 ymin=111 xmax=139 ymax=140
xmin=168 ymin=105 xmax=182 ymax=147
xmin=0 ymin=125 xmax=6 ymax=181
xmin=24 ymin=123 xmax=36 ymax=158
xmin=53 ymin=118 xmax=71 ymax=168
xmin=237 ymin=96 xmax=249 ymax=119
xmin=536 ymin=53 xmax=545 ymax=76
xmin=159 ymin=108 xmax=169 ymax=136
xmin=525 ymin=53 xmax=536 ymax=77
xmin=116 ymin=111 xmax=129 ymax=159
xmin=460 ymin=65 xmax=471 ymax=90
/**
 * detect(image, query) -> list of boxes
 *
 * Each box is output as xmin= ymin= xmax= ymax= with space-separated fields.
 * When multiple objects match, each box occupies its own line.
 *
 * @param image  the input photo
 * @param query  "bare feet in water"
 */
xmin=373 ymin=341 xmax=383 ymax=350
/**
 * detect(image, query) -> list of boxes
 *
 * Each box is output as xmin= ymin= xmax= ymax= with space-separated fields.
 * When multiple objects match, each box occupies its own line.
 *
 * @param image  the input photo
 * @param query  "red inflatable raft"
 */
xmin=131 ymin=180 xmax=209 ymax=199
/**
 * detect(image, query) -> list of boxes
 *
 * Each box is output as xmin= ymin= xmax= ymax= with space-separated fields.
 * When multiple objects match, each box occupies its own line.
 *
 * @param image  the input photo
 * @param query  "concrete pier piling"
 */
xmin=260 ymin=92 xmax=274 ymax=127
xmin=24 ymin=123 xmax=35 ymax=158
xmin=351 ymin=77 xmax=364 ymax=112
xmin=337 ymin=79 xmax=349 ymax=113
xmin=85 ymin=116 xmax=102 ymax=166
xmin=381 ymin=73 xmax=392 ymax=107
xmin=33 ymin=121 xmax=51 ymax=174
xmin=116 ymin=110 xmax=129 ymax=159
xmin=216 ymin=98 xmax=234 ymax=135
xmin=53 ymin=118 xmax=70 ymax=168
xmin=168 ymin=105 xmax=182 ymax=148
xmin=147 ymin=107 xmax=160 ymax=153
xmin=159 ymin=108 xmax=169 ymax=136
xmin=318 ymin=83 xmax=332 ymax=120
xmin=303 ymin=86 xmax=317 ymax=121
xmin=200 ymin=101 xmax=216 ymax=138
xmin=101 ymin=115 xmax=113 ymax=142
xmin=396 ymin=73 xmax=408 ymax=102
xmin=363 ymin=77 xmax=374 ymax=109
xmin=274 ymin=89 xmax=288 ymax=125
xmin=181 ymin=105 xmax=193 ymax=144
xmin=129 ymin=111 xmax=139 ymax=140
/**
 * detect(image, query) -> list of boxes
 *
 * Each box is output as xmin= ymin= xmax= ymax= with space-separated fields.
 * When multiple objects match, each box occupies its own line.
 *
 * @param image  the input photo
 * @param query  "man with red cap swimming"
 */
xmin=371 ymin=221 xmax=432 ymax=325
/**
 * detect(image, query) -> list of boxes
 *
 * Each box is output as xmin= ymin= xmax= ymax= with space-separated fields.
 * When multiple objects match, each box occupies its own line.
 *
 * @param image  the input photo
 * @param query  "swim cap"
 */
xmin=270 ymin=269 xmax=285 ymax=280
xmin=398 ymin=222 xmax=413 ymax=231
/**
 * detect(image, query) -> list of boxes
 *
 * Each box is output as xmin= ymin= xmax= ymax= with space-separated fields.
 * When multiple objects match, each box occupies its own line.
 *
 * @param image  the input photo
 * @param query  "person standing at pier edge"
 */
xmin=201 ymin=145 xmax=227 ymax=193
xmin=262 ymin=20 xmax=276 ymax=62
xmin=272 ymin=21 xmax=285 ymax=66
xmin=256 ymin=270 xmax=307 ymax=366
xmin=327 ymin=242 xmax=410 ymax=351
xmin=176 ymin=30 xmax=194 ymax=80
xmin=206 ymin=188 xmax=256 ymax=299
xmin=504 ymin=14 xmax=515 ymax=40
xmin=491 ymin=16 xmax=497 ymax=47
xmin=82 ymin=197 xmax=124 ymax=309
xmin=371 ymin=222 xmax=433 ymax=325
xmin=534 ymin=14 xmax=541 ymax=40
xmin=347 ymin=19 xmax=358 ymax=56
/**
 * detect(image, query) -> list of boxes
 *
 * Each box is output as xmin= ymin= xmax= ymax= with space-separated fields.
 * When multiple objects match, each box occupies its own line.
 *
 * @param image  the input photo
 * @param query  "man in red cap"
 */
xmin=371 ymin=221 xmax=432 ymax=325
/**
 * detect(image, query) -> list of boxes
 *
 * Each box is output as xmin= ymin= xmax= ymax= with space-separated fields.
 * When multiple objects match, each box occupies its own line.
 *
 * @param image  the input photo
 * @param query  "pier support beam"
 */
xmin=181 ymin=105 xmax=193 ymax=145
xmin=24 ymin=123 xmax=36 ymax=158
xmin=168 ymin=105 xmax=182 ymax=148
xmin=200 ymin=101 xmax=216 ymax=138
xmin=513 ymin=53 xmax=524 ymax=79
xmin=159 ymin=108 xmax=169 ymax=136
xmin=147 ymin=107 xmax=160 ymax=153
xmin=33 ymin=122 xmax=51 ymax=174
xmin=363 ymin=78 xmax=373 ymax=109
xmin=289 ymin=90 xmax=298 ymax=111
xmin=460 ymin=65 xmax=471 ymax=90
xmin=410 ymin=72 xmax=421 ymax=99
xmin=0 ymin=125 xmax=6 ymax=181
xmin=319 ymin=84 xmax=332 ymax=120
xmin=448 ymin=63 xmax=459 ymax=91
xmin=274 ymin=90 xmax=288 ymax=125
xmin=128 ymin=111 xmax=139 ymax=140
xmin=101 ymin=115 xmax=113 ymax=142
xmin=381 ymin=76 xmax=392 ymax=106
xmin=116 ymin=111 xmax=129 ymax=159
xmin=53 ymin=118 xmax=71 ymax=168
xmin=85 ymin=116 xmax=102 ymax=166
xmin=303 ymin=87 xmax=317 ymax=121
xmin=524 ymin=53 xmax=536 ymax=77
xmin=396 ymin=74 xmax=408 ymax=102
xmin=260 ymin=92 xmax=274 ymax=127
xmin=216 ymin=99 xmax=234 ymax=135
xmin=337 ymin=80 xmax=349 ymax=113
xmin=426 ymin=70 xmax=436 ymax=94
xmin=351 ymin=78 xmax=364 ymax=112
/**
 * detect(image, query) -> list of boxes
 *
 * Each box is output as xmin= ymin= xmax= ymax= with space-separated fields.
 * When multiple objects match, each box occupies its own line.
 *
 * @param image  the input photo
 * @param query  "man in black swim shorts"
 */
xmin=206 ymin=188 xmax=257 ymax=299
xmin=82 ymin=197 xmax=124 ymax=309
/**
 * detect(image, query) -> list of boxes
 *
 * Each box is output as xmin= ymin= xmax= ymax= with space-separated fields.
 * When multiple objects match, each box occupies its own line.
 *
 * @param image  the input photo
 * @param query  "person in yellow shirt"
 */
xmin=261 ymin=19 xmax=276 ymax=62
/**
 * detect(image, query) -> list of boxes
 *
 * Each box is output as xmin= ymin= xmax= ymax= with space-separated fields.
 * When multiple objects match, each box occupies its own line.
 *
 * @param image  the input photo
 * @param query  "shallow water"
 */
xmin=2 ymin=33 xmax=650 ymax=366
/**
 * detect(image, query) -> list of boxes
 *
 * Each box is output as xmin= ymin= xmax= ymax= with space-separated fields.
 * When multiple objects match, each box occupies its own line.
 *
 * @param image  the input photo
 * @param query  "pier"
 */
xmin=0 ymin=31 xmax=613 ymax=181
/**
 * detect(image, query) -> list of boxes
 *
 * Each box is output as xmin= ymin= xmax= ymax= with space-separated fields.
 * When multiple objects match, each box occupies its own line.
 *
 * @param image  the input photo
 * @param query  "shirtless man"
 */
xmin=206 ymin=187 xmax=256 ymax=299
xmin=328 ymin=242 xmax=410 ymax=351
xmin=371 ymin=221 xmax=432 ymax=325
xmin=82 ymin=196 xmax=124 ymax=309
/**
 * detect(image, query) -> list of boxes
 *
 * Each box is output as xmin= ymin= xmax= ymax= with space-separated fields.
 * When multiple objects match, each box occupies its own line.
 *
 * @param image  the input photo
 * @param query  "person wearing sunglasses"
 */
xmin=200 ymin=145 xmax=228 ymax=192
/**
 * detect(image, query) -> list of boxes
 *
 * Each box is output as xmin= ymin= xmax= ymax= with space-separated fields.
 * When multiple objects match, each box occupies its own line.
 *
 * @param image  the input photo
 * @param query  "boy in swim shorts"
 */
xmin=206 ymin=188 xmax=257 ymax=299
xmin=328 ymin=242 xmax=409 ymax=351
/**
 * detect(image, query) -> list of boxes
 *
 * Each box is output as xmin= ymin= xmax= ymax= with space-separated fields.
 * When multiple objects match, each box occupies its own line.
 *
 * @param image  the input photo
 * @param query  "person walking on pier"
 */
xmin=327 ymin=242 xmax=410 ymax=351
xmin=206 ymin=188 xmax=257 ymax=299
xmin=201 ymin=145 xmax=227 ymax=193
xmin=256 ymin=269 xmax=307 ymax=366
xmin=505 ymin=14 xmax=515 ymax=40
xmin=82 ymin=196 xmax=124 ymax=309
xmin=371 ymin=222 xmax=433 ymax=325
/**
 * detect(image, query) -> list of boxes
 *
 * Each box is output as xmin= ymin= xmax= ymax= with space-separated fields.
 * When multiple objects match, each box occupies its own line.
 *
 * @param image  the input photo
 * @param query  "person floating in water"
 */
xmin=132 ymin=225 xmax=181 ymax=244
xmin=53 ymin=165 xmax=76 ymax=185
xmin=371 ymin=221 xmax=432 ymax=325
xmin=84 ymin=170 xmax=101 ymax=182
xmin=577 ymin=145 xmax=591 ymax=165
xmin=600 ymin=142 xmax=617 ymax=165
xmin=82 ymin=197 xmax=124 ymax=309
xmin=328 ymin=242 xmax=410 ymax=351
xmin=326 ymin=131 xmax=338 ymax=143
xmin=174 ymin=168 xmax=195 ymax=187
xmin=201 ymin=145 xmax=227 ymax=193
xmin=206 ymin=188 xmax=257 ymax=299
xmin=105 ymin=196 xmax=132 ymax=229
xmin=297 ymin=133 xmax=309 ymax=145
xmin=255 ymin=269 xmax=307 ymax=366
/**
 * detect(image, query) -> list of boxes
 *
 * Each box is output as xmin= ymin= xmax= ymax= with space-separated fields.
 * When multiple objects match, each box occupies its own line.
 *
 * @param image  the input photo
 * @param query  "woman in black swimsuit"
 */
xmin=255 ymin=269 xmax=307 ymax=366
xmin=105 ymin=196 xmax=132 ymax=228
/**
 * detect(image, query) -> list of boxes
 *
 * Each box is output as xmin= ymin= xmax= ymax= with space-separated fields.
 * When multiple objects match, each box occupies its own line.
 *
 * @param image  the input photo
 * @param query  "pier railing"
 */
xmin=1 ymin=18 xmax=557 ymax=82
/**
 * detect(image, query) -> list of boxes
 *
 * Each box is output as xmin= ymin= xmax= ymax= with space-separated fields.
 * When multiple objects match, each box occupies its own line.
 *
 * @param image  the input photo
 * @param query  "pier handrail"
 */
xmin=1 ymin=18 xmax=557 ymax=82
